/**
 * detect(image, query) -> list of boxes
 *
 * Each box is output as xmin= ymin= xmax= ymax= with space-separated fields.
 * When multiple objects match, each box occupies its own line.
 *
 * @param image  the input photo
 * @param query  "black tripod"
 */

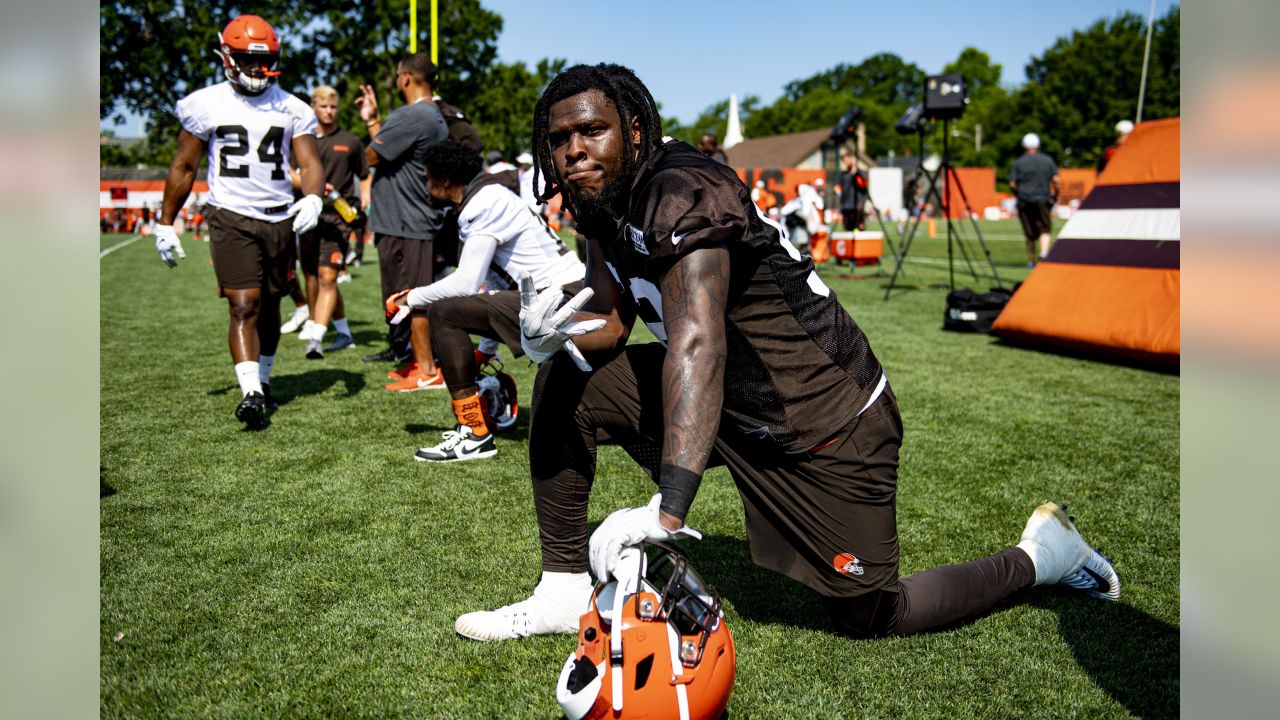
xmin=884 ymin=119 xmax=1003 ymax=300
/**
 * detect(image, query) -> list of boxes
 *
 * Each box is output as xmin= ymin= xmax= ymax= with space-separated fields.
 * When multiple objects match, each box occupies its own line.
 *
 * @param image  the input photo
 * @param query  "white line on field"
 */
xmin=100 ymin=235 xmax=142 ymax=258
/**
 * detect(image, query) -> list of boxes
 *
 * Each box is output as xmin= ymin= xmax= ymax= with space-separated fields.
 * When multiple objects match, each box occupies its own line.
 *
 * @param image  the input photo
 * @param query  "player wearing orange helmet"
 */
xmin=155 ymin=15 xmax=324 ymax=429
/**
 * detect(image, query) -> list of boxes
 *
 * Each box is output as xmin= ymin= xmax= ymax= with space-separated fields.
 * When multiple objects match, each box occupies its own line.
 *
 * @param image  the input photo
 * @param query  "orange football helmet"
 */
xmin=556 ymin=542 xmax=735 ymax=720
xmin=216 ymin=15 xmax=282 ymax=94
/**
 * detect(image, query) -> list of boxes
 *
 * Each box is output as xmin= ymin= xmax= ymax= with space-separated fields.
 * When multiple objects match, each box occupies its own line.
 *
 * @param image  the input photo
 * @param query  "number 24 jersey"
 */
xmin=175 ymin=82 xmax=317 ymax=221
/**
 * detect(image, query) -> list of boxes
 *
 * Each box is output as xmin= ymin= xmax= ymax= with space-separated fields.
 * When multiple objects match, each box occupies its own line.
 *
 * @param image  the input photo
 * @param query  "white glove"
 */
xmin=518 ymin=273 xmax=606 ymax=372
xmin=589 ymin=494 xmax=702 ymax=582
xmin=289 ymin=194 xmax=323 ymax=234
xmin=154 ymin=224 xmax=185 ymax=268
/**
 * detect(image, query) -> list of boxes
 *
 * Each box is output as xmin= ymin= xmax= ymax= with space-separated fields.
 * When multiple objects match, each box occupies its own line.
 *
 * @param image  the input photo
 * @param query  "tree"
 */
xmin=100 ymin=1 xmax=549 ymax=166
xmin=726 ymin=53 xmax=924 ymax=159
xmin=994 ymin=5 xmax=1180 ymax=169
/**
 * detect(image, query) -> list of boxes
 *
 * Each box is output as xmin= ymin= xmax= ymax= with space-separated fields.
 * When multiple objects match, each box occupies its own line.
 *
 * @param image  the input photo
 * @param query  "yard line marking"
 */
xmin=100 ymin=235 xmax=142 ymax=258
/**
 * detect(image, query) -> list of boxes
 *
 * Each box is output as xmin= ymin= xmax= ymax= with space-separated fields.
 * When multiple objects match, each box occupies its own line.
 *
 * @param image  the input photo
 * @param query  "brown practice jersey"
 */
xmin=589 ymin=141 xmax=884 ymax=452
xmin=293 ymin=129 xmax=367 ymax=219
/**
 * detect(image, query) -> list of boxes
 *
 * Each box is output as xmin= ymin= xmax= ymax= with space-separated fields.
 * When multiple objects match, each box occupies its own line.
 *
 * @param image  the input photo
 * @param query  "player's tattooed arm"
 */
xmin=160 ymin=130 xmax=205 ymax=225
xmin=566 ymin=234 xmax=636 ymax=354
xmin=657 ymin=245 xmax=730 ymax=527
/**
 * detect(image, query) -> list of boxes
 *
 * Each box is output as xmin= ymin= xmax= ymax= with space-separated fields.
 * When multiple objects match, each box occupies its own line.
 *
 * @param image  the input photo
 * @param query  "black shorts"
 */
xmin=530 ymin=343 xmax=902 ymax=598
xmin=1017 ymin=200 xmax=1052 ymax=240
xmin=376 ymin=233 xmax=434 ymax=301
xmin=207 ymin=206 xmax=295 ymax=296
xmin=299 ymin=215 xmax=350 ymax=275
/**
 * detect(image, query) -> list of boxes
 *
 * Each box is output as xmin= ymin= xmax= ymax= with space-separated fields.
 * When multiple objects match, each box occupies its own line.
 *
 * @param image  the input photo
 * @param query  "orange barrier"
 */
xmin=992 ymin=263 xmax=1179 ymax=366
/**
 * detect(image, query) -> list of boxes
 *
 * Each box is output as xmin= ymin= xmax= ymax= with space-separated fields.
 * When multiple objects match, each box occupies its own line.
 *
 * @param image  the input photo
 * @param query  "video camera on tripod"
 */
xmin=896 ymin=72 xmax=968 ymax=135
xmin=884 ymin=73 xmax=1004 ymax=300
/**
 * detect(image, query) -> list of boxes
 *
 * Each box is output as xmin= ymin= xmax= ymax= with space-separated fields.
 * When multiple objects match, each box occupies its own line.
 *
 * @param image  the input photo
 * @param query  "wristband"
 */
xmin=657 ymin=464 xmax=702 ymax=521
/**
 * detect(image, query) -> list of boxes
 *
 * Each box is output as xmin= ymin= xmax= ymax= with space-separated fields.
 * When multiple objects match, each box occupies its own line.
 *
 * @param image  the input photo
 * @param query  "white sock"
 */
xmin=294 ymin=304 xmax=308 ymax=318
xmin=235 ymin=361 xmax=262 ymax=397
xmin=333 ymin=317 xmax=350 ymax=336
xmin=478 ymin=337 xmax=500 ymax=356
xmin=258 ymin=355 xmax=275 ymax=385
xmin=535 ymin=571 xmax=593 ymax=598
xmin=302 ymin=320 xmax=324 ymax=341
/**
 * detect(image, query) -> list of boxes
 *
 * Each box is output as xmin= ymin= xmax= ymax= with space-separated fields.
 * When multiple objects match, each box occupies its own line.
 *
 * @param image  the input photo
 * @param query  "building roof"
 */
xmin=724 ymin=127 xmax=830 ymax=169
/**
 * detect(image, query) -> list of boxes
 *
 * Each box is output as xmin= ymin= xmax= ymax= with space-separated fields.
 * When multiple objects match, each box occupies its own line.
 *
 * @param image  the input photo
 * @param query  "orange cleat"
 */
xmin=385 ymin=368 xmax=447 ymax=392
xmin=388 ymin=360 xmax=419 ymax=380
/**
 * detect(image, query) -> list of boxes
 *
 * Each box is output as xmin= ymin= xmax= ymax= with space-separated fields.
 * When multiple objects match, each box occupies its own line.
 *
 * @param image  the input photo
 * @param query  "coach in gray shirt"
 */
xmin=357 ymin=54 xmax=449 ymax=373
xmin=1009 ymin=132 xmax=1059 ymax=267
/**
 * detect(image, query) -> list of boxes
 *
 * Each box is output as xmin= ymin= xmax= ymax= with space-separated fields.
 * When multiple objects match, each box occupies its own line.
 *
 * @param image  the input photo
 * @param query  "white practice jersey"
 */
xmin=175 ymin=82 xmax=317 ymax=221
xmin=461 ymin=183 xmax=584 ymax=291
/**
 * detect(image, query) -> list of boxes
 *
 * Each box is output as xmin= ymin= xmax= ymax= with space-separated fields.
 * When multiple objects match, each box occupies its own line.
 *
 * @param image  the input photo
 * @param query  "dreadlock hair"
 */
xmin=424 ymin=139 xmax=483 ymax=186
xmin=530 ymin=63 xmax=664 ymax=215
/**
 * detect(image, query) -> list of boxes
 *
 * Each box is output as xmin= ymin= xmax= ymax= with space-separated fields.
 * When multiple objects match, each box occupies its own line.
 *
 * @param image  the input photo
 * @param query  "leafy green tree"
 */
xmin=994 ymin=4 xmax=1180 ymax=169
xmin=100 ymin=1 xmax=555 ymax=166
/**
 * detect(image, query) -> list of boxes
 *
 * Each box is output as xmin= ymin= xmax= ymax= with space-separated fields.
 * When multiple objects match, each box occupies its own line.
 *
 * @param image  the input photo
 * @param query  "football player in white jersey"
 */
xmin=154 ymin=15 xmax=324 ymax=429
xmin=385 ymin=140 xmax=587 ymax=462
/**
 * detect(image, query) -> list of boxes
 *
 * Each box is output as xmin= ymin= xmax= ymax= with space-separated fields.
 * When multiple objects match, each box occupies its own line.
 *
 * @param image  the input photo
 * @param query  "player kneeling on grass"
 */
xmin=454 ymin=63 xmax=1120 ymax=644
xmin=154 ymin=14 xmax=324 ymax=430
xmin=386 ymin=140 xmax=588 ymax=462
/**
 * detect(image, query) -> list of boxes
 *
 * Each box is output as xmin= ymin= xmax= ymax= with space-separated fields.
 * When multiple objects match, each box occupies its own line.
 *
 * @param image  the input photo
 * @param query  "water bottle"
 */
xmin=329 ymin=190 xmax=358 ymax=223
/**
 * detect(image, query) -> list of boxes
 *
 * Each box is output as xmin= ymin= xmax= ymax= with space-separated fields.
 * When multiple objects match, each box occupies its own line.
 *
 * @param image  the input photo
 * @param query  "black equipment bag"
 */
xmin=943 ymin=287 xmax=1013 ymax=333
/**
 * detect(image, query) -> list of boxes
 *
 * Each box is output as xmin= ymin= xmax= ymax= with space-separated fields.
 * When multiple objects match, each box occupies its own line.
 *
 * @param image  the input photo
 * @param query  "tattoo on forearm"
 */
xmin=660 ymin=247 xmax=729 ymax=474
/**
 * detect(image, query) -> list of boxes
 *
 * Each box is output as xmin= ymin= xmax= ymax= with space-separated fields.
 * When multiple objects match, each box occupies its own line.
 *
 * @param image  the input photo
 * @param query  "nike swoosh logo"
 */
xmin=672 ymin=231 xmax=687 ymax=245
xmin=522 ymin=331 xmax=551 ymax=341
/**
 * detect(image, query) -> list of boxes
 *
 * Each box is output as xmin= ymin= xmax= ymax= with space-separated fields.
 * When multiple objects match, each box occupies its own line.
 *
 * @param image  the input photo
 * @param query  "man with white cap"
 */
xmin=1099 ymin=119 xmax=1134 ymax=172
xmin=515 ymin=151 xmax=541 ymax=213
xmin=1009 ymin=132 xmax=1059 ymax=266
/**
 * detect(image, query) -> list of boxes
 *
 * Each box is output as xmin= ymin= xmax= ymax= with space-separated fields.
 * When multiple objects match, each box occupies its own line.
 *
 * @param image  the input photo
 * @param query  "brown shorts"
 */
xmin=1017 ymin=200 xmax=1052 ymax=240
xmin=376 ymin=233 xmax=434 ymax=300
xmin=207 ymin=206 xmax=295 ymax=296
xmin=530 ymin=343 xmax=902 ymax=598
xmin=299 ymin=214 xmax=351 ymax=275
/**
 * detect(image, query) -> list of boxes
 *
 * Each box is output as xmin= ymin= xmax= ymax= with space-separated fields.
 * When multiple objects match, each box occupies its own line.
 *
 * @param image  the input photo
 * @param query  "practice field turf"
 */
xmin=101 ymin=223 xmax=1177 ymax=719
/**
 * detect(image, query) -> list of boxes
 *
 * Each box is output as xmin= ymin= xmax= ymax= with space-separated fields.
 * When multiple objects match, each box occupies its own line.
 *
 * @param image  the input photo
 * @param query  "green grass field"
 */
xmin=101 ymin=220 xmax=1177 ymax=719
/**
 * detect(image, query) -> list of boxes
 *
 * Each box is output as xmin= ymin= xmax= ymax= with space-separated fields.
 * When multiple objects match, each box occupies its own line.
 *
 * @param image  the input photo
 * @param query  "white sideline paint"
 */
xmin=100 ymin=235 xmax=142 ymax=258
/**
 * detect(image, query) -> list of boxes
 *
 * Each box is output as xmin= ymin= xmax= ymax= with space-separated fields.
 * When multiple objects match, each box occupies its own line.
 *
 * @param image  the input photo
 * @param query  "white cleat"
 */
xmin=280 ymin=306 xmax=309 ymax=334
xmin=1017 ymin=502 xmax=1120 ymax=601
xmin=455 ymin=574 xmax=591 ymax=642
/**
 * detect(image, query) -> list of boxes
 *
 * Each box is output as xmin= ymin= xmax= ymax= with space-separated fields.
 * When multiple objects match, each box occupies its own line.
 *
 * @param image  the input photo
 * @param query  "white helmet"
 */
xmin=1115 ymin=119 xmax=1135 ymax=135
xmin=1021 ymin=133 xmax=1041 ymax=150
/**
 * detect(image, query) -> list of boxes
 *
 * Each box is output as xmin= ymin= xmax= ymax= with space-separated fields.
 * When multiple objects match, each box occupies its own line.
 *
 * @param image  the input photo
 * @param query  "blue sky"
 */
xmin=102 ymin=0 xmax=1178 ymax=136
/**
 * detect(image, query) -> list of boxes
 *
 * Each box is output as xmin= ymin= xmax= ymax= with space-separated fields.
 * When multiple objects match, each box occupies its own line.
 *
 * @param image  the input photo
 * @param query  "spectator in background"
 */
xmin=782 ymin=181 xmax=824 ymax=251
xmin=838 ymin=154 xmax=869 ymax=231
xmin=1098 ymin=119 xmax=1134 ymax=173
xmin=485 ymin=150 xmax=520 ymax=195
xmin=515 ymin=151 xmax=541 ymax=213
xmin=356 ymin=54 xmax=450 ymax=390
xmin=697 ymin=131 xmax=729 ymax=165
xmin=290 ymin=84 xmax=366 ymax=359
xmin=1009 ymin=132 xmax=1060 ymax=267
xmin=751 ymin=180 xmax=778 ymax=218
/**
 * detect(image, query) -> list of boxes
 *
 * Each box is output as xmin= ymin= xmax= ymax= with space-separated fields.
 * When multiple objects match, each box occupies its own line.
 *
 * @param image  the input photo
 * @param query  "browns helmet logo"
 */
xmin=833 ymin=552 xmax=865 ymax=576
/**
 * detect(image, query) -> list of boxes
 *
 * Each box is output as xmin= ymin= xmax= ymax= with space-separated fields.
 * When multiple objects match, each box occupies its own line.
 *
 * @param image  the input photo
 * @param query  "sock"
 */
xmin=535 ymin=570 xmax=593 ymax=599
xmin=477 ymin=337 xmax=500 ymax=356
xmin=235 ymin=361 xmax=262 ymax=397
xmin=258 ymin=355 xmax=275 ymax=385
xmin=333 ymin=317 xmax=350 ymax=336
xmin=452 ymin=392 xmax=489 ymax=436
xmin=294 ymin=304 xmax=308 ymax=318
